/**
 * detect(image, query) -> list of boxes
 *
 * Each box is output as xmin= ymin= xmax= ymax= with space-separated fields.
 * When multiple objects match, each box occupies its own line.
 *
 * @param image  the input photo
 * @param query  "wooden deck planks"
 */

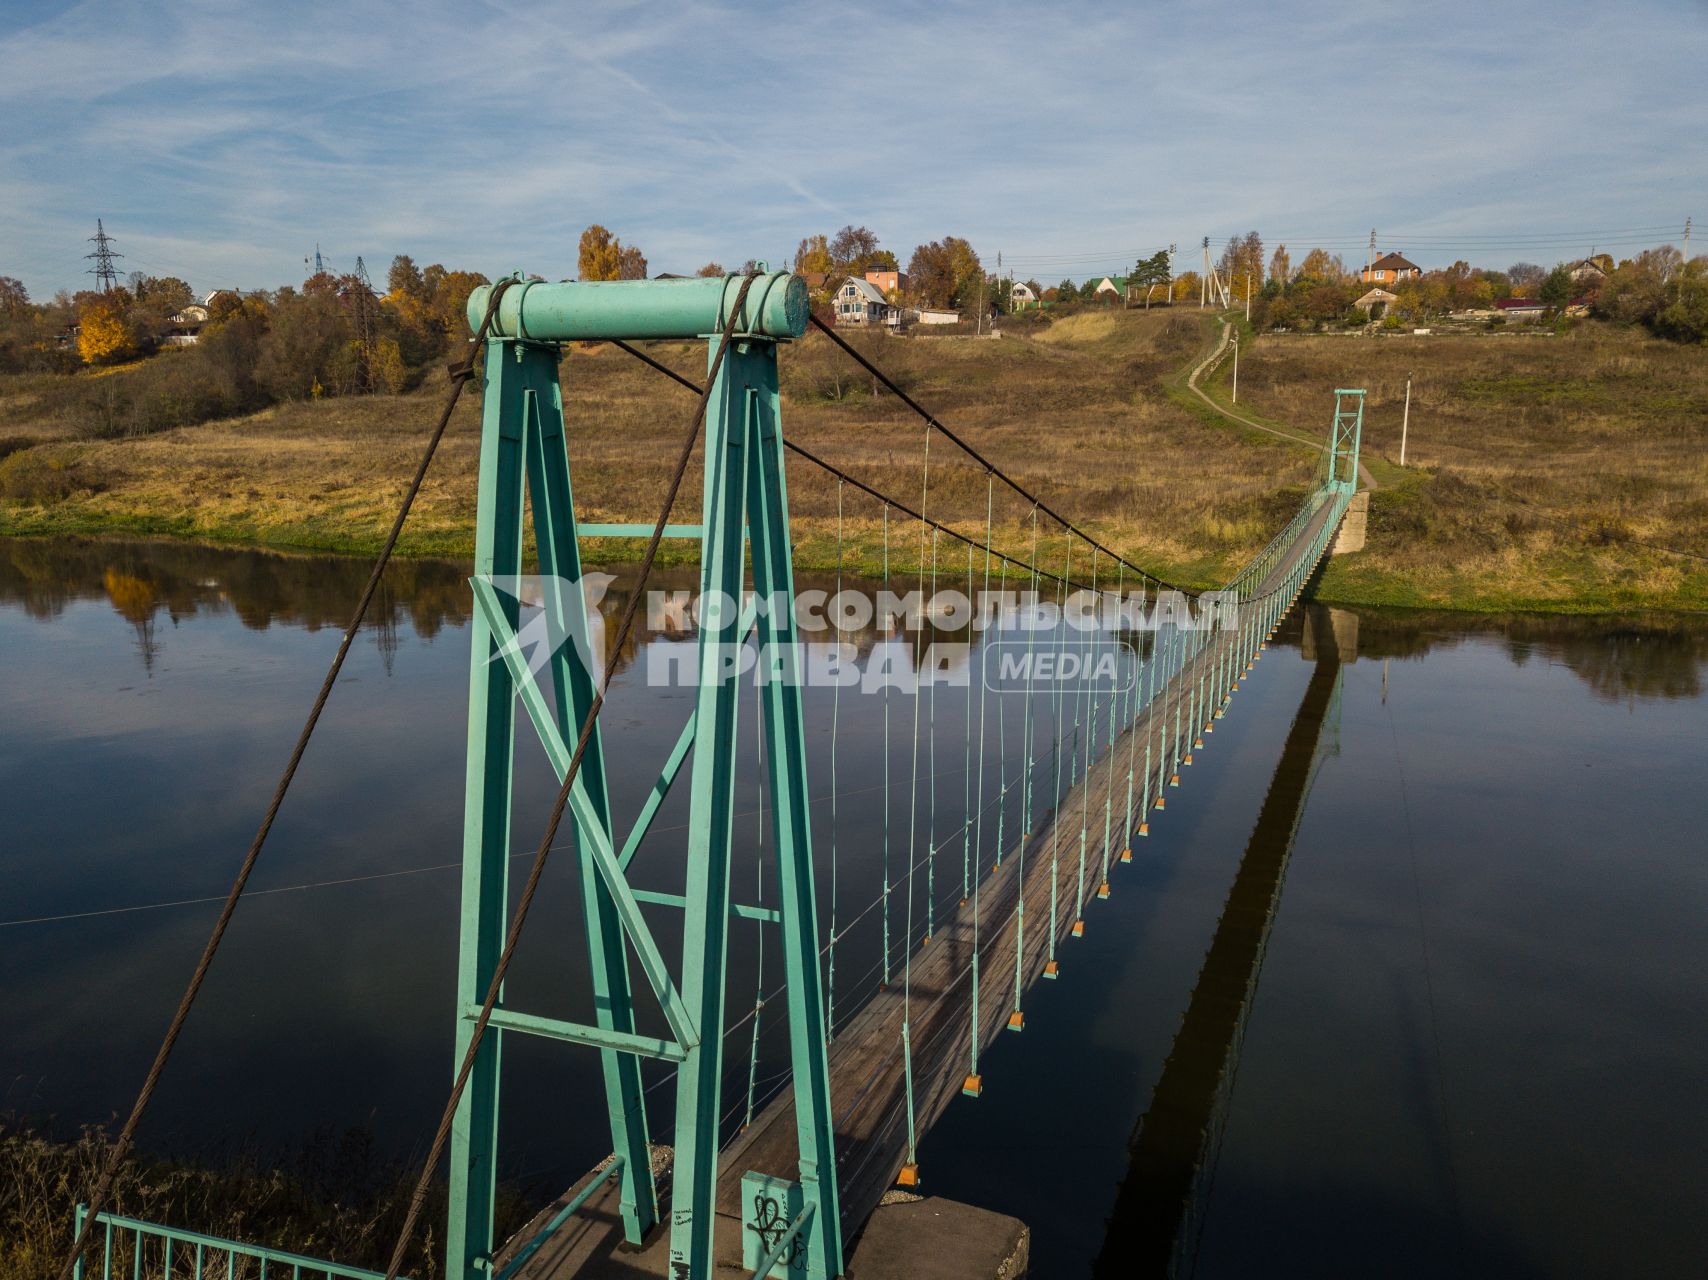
xmin=511 ymin=498 xmax=1340 ymax=1277
xmin=711 ymin=499 xmax=1340 ymax=1237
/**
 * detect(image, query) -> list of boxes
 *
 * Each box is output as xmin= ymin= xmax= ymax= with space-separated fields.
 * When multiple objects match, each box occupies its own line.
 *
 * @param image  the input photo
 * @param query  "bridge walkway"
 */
xmin=504 ymin=492 xmax=1344 ymax=1279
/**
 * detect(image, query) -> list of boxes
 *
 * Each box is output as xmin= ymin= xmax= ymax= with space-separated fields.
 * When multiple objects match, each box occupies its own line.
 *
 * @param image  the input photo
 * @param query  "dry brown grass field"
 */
xmin=0 ymin=310 xmax=1313 ymax=590
xmin=1212 ymin=324 xmax=1708 ymax=608
xmin=1 ymin=307 xmax=1704 ymax=610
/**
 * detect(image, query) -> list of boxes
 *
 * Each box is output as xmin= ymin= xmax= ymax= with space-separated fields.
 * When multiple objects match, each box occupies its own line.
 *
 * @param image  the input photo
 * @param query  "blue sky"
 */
xmin=3 ymin=0 xmax=1704 ymax=299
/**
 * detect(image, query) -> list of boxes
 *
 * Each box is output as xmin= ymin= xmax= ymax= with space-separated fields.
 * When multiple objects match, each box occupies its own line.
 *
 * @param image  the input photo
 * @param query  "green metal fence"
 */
xmin=71 ymin=1206 xmax=392 ymax=1280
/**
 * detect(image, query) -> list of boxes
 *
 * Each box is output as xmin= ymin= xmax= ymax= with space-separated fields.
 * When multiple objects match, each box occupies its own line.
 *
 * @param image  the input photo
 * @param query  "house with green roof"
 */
xmin=1085 ymin=275 xmax=1130 ymax=303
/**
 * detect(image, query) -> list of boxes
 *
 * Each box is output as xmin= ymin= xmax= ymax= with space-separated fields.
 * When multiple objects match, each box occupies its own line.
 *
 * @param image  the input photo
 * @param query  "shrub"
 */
xmin=0 ymin=447 xmax=103 ymax=503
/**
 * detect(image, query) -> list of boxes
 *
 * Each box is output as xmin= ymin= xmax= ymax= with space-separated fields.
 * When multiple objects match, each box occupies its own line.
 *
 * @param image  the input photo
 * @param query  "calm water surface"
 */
xmin=2 ymin=538 xmax=1704 ymax=1278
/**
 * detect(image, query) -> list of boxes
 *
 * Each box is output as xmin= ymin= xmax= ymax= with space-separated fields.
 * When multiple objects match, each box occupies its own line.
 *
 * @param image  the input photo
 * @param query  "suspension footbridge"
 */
xmin=60 ymin=271 xmax=1363 ymax=1280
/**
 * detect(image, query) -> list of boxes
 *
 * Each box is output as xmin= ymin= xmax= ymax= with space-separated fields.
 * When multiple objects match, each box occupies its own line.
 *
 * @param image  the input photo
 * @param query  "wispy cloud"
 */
xmin=2 ymin=0 xmax=1703 ymax=298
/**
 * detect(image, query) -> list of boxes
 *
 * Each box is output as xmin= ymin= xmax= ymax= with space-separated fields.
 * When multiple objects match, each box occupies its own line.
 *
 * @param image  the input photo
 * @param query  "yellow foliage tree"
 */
xmin=793 ymin=235 xmax=832 ymax=276
xmin=78 ymin=300 xmax=134 ymax=365
xmin=579 ymin=225 xmax=628 ymax=281
xmin=370 ymin=336 xmax=407 ymax=394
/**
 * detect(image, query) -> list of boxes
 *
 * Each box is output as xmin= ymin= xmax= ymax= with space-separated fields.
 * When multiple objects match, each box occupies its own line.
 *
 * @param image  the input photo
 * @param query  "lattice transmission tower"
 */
xmin=86 ymin=219 xmax=123 ymax=292
xmin=348 ymin=255 xmax=378 ymax=394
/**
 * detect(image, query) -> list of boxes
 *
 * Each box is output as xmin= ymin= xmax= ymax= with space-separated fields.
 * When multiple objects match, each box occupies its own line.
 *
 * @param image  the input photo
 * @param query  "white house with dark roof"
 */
xmin=834 ymin=277 xmax=890 ymax=326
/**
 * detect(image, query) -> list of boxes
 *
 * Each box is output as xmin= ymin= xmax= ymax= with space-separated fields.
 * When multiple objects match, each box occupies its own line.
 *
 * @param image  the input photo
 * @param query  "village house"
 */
xmin=863 ymin=268 xmax=902 ymax=297
xmin=1568 ymin=256 xmax=1611 ymax=283
xmin=1354 ymin=287 xmax=1398 ymax=320
xmin=1084 ymin=275 xmax=1130 ymax=302
xmin=1494 ymin=297 xmax=1546 ymax=320
xmin=163 ymin=303 xmax=210 ymax=346
xmin=1359 ymin=252 xmax=1421 ymax=285
xmin=1008 ymin=281 xmax=1040 ymax=310
xmin=834 ymin=277 xmax=889 ymax=326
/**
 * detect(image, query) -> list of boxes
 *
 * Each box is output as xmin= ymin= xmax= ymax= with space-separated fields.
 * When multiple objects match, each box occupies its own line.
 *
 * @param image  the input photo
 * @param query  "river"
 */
xmin=2 ymin=537 xmax=1704 ymax=1277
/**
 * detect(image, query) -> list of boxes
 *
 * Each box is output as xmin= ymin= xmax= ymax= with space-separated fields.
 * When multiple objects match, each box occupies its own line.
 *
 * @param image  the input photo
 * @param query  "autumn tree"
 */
xmin=1295 ymin=248 xmax=1348 ymax=283
xmin=695 ymin=262 xmax=725 ymax=277
xmin=1218 ymin=231 xmax=1264 ymax=297
xmin=388 ymin=255 xmax=426 ymax=298
xmin=579 ymin=225 xmax=646 ymax=281
xmin=0 ymin=277 xmax=31 ymax=373
xmin=1268 ymin=243 xmax=1291 ymax=284
xmin=617 ymin=244 xmax=647 ymax=280
xmin=1507 ymin=262 xmax=1546 ymax=293
xmin=1594 ymin=247 xmax=1682 ymax=329
xmin=793 ymin=235 xmax=833 ymax=276
xmin=906 ymin=237 xmax=982 ymax=309
xmin=1655 ymin=259 xmax=1708 ymax=343
xmin=830 ymin=225 xmax=881 ymax=274
xmin=0 ymin=276 xmax=27 ymax=315
xmin=78 ymin=299 xmax=135 ymax=364
xmin=128 ymin=274 xmax=194 ymax=314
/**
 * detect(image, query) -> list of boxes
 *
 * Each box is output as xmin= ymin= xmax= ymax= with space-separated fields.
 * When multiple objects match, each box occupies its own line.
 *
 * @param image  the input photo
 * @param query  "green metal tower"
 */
xmin=1329 ymin=389 xmax=1364 ymax=492
xmin=448 ymin=273 xmax=843 ymax=1280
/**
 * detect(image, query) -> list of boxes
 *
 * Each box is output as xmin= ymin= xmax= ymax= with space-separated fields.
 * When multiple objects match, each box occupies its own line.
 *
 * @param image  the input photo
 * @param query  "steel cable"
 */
xmin=53 ymin=276 xmax=520 ymax=1280
xmin=807 ymin=314 xmax=1205 ymax=598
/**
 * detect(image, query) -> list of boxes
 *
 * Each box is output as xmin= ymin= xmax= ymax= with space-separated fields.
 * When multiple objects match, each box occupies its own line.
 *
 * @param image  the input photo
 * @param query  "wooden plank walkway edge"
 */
xmin=506 ymin=497 xmax=1342 ymax=1277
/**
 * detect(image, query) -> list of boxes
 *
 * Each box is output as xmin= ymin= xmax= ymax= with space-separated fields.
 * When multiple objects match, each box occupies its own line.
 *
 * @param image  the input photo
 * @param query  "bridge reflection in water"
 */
xmin=1094 ymin=605 xmax=1348 ymax=1278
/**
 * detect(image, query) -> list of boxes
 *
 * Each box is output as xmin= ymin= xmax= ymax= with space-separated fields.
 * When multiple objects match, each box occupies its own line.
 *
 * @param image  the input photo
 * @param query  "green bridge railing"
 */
xmin=71 ymin=1205 xmax=392 ymax=1280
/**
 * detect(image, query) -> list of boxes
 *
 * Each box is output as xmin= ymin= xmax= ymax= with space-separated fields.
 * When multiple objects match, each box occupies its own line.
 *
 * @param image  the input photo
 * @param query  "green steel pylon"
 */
xmin=1329 ymin=389 xmax=1364 ymax=492
xmin=448 ymin=274 xmax=842 ymax=1280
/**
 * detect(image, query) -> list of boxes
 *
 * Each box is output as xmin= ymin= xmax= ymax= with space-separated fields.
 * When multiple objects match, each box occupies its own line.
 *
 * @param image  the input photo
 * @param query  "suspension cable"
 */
xmin=610 ymin=339 xmax=1119 ymax=597
xmin=926 ymin=523 xmax=941 ymax=944
xmin=742 ymin=674 xmax=767 ymax=1131
xmin=806 ymin=315 xmax=1204 ymax=598
xmin=881 ymin=503 xmax=893 ymax=990
xmin=54 ymin=276 xmax=520 ymax=1280
xmin=826 ymin=480 xmax=845 ymax=1039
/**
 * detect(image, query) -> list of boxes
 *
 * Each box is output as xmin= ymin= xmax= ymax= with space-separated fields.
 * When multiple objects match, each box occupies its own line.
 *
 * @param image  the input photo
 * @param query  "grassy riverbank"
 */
xmin=0 ymin=1119 xmax=531 ymax=1280
xmin=2 ymin=308 xmax=1703 ymax=611
xmin=1196 ymin=320 xmax=1708 ymax=610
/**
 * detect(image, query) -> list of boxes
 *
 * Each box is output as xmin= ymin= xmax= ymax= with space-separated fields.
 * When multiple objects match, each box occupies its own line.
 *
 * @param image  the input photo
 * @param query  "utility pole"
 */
xmin=86 ymin=219 xmax=122 ymax=293
xmin=1245 ymin=273 xmax=1251 ymax=322
xmin=1400 ymin=372 xmax=1412 ymax=466
xmin=1201 ymin=236 xmax=1210 ymax=308
xmin=1367 ymin=228 xmax=1377 ymax=282
xmin=1682 ymin=217 xmax=1693 ymax=300
xmin=1231 ymin=330 xmax=1239 ymax=404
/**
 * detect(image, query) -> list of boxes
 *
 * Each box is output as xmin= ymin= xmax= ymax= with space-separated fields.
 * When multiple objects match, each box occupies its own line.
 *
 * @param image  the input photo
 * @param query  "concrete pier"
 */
xmin=1331 ymin=490 xmax=1369 ymax=554
xmin=497 ymin=1161 xmax=1028 ymax=1278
